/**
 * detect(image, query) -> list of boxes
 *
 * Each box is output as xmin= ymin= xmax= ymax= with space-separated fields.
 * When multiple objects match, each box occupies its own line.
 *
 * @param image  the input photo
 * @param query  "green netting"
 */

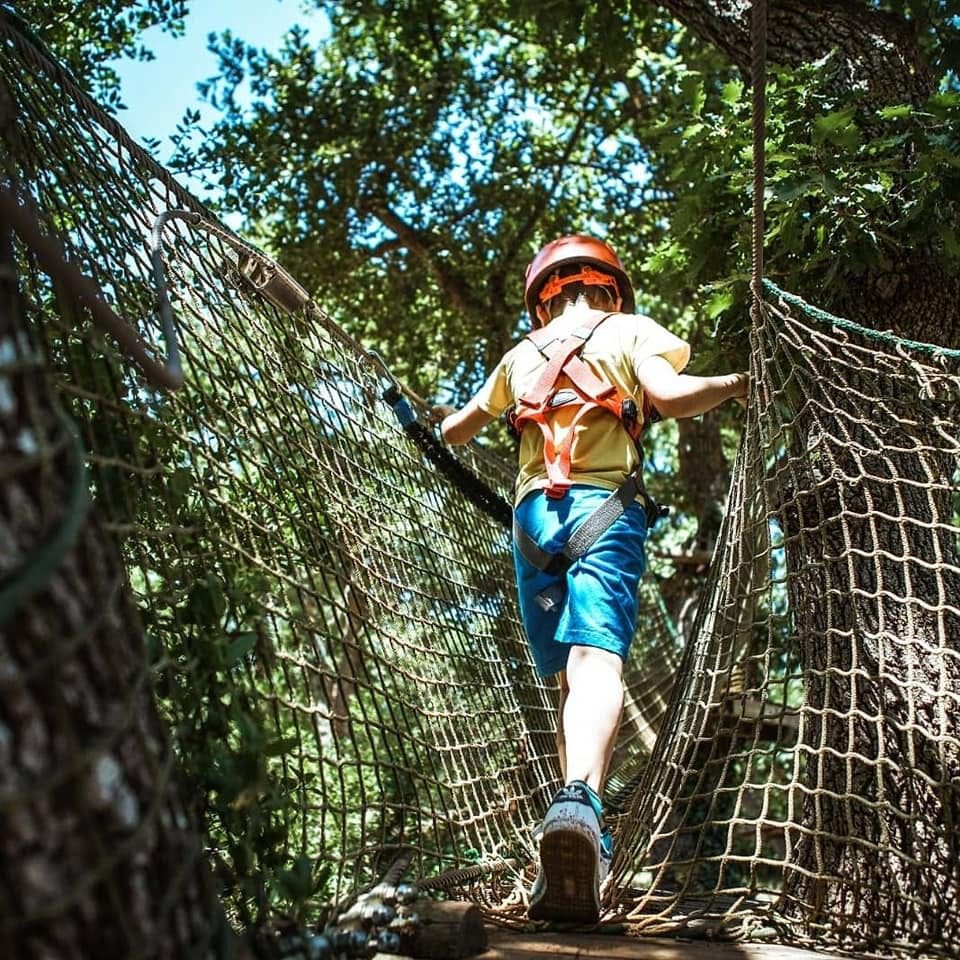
xmin=2 ymin=11 xmax=959 ymax=959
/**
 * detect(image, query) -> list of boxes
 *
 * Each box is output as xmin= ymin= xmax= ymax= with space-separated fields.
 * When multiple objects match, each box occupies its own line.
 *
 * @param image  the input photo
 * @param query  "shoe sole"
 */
xmin=528 ymin=827 xmax=600 ymax=924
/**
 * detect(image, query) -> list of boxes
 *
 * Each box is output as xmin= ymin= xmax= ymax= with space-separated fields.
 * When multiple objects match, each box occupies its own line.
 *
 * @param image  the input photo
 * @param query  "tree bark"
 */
xmin=657 ymin=409 xmax=730 ymax=637
xmin=654 ymin=0 xmax=934 ymax=106
xmin=655 ymin=0 xmax=960 ymax=349
xmin=778 ymin=360 xmax=960 ymax=946
xmin=0 ymin=230 xmax=228 ymax=958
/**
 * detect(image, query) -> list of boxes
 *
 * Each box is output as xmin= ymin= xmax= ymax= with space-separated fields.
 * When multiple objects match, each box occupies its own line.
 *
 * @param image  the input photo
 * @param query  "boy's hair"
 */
xmin=542 ymin=263 xmax=619 ymax=319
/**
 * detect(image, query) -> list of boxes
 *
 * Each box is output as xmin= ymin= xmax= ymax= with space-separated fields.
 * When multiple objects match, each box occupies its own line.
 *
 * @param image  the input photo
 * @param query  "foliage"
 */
xmin=12 ymin=0 xmax=960 ymax=929
xmin=166 ymin=1 xmax=960 ymax=402
xmin=875 ymin=0 xmax=960 ymax=76
xmin=155 ymin=13 xmax=960 ymax=907
xmin=4 ymin=0 xmax=188 ymax=110
xmin=636 ymin=47 xmax=960 ymax=344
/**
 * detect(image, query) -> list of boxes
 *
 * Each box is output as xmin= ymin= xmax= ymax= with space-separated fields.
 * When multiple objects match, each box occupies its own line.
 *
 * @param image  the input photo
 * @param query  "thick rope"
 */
xmin=764 ymin=278 xmax=960 ymax=358
xmin=750 ymin=0 xmax=767 ymax=311
xmin=0 ymin=190 xmax=185 ymax=390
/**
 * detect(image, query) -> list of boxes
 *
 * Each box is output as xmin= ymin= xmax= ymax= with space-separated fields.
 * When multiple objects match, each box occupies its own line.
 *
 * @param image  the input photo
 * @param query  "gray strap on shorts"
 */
xmin=513 ymin=472 xmax=644 ymax=612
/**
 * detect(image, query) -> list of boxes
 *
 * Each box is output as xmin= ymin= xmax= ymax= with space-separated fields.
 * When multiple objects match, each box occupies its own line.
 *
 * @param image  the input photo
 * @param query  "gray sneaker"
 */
xmin=528 ymin=782 xmax=603 ymax=924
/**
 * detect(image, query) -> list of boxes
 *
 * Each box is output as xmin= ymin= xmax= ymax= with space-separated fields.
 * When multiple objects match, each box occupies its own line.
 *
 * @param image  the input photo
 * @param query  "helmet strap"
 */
xmin=537 ymin=266 xmax=620 ymax=305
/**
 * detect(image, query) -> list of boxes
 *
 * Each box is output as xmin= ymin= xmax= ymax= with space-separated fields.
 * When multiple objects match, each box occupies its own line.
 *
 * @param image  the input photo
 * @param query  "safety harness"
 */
xmin=507 ymin=311 xmax=668 ymax=611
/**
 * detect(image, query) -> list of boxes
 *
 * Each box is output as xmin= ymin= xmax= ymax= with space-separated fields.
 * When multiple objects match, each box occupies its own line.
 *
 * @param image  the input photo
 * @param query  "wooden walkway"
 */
xmin=483 ymin=928 xmax=831 ymax=960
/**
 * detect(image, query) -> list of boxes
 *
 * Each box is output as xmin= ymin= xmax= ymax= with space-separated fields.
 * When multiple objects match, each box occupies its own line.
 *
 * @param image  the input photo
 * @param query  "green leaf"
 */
xmin=185 ymin=575 xmax=227 ymax=626
xmin=275 ymin=855 xmax=316 ymax=902
xmin=773 ymin=179 xmax=819 ymax=202
xmin=168 ymin=466 xmax=193 ymax=508
xmin=831 ymin=123 xmax=861 ymax=151
xmin=234 ymin=710 xmax=264 ymax=750
xmin=930 ymin=89 xmax=960 ymax=109
xmin=264 ymin=736 xmax=300 ymax=757
xmin=682 ymin=75 xmax=705 ymax=118
xmin=720 ymin=78 xmax=743 ymax=108
xmin=812 ymin=106 xmax=856 ymax=145
xmin=703 ymin=288 xmax=734 ymax=320
xmin=877 ymin=104 xmax=913 ymax=120
xmin=642 ymin=238 xmax=687 ymax=274
xmin=227 ymin=631 xmax=258 ymax=664
xmin=861 ymin=172 xmax=893 ymax=194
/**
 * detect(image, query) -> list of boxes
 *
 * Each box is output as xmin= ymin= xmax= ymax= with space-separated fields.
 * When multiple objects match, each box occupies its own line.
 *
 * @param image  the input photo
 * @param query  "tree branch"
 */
xmin=504 ymin=64 xmax=608 ymax=265
xmin=367 ymin=202 xmax=487 ymax=318
xmin=488 ymin=63 xmax=611 ymax=324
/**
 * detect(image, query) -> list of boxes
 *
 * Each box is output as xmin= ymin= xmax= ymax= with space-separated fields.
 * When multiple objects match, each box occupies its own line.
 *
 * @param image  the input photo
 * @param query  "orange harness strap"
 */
xmin=512 ymin=313 xmax=643 ymax=499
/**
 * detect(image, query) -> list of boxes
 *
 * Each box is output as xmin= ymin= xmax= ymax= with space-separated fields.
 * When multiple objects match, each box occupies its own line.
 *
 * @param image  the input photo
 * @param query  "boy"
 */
xmin=434 ymin=235 xmax=748 ymax=923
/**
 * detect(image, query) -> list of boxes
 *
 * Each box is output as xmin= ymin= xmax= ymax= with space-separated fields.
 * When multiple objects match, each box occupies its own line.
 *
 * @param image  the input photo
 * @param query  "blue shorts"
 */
xmin=513 ymin=485 xmax=648 ymax=678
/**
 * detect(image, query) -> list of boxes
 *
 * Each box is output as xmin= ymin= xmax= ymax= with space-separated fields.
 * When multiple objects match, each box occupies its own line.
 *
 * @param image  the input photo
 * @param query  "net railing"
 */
xmin=0 ymin=10 xmax=678 ymax=942
xmin=614 ymin=287 xmax=960 ymax=955
xmin=2 ymin=11 xmax=960 ymax=958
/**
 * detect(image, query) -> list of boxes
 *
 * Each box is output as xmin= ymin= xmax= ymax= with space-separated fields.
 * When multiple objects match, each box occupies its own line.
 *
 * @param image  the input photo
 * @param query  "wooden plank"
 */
xmin=406 ymin=900 xmax=487 ymax=958
xmin=483 ymin=928 xmax=833 ymax=960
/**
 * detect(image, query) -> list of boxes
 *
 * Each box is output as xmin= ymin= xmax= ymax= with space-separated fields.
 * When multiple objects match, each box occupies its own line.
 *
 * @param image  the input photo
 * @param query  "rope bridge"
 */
xmin=1 ymin=10 xmax=959 ymax=959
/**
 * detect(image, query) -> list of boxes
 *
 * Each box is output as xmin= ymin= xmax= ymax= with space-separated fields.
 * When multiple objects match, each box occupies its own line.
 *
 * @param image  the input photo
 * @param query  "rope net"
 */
xmin=0 ymin=13 xmax=677 ymax=943
xmin=2 ymin=12 xmax=959 ymax=958
xmin=616 ymin=287 xmax=960 ymax=954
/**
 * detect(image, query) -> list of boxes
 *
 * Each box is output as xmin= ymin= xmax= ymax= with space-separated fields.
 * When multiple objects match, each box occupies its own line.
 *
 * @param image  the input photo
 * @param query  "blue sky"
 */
xmin=112 ymin=0 xmax=328 ymax=154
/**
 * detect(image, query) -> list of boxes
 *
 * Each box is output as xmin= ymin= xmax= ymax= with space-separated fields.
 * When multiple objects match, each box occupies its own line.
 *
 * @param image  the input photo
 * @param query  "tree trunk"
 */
xmin=658 ymin=409 xmax=731 ymax=628
xmin=777 ymin=354 xmax=960 ymax=945
xmin=655 ymin=0 xmax=935 ymax=106
xmin=0 ymin=230 xmax=228 ymax=958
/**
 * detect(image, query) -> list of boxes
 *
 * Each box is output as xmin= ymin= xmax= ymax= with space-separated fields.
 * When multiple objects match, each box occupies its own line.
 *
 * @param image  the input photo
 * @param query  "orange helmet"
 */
xmin=523 ymin=234 xmax=635 ymax=322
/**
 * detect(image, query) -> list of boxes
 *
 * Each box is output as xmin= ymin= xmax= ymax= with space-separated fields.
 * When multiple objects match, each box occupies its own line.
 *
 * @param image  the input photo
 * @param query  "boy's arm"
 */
xmin=637 ymin=355 xmax=748 ymax=419
xmin=432 ymin=396 xmax=495 ymax=445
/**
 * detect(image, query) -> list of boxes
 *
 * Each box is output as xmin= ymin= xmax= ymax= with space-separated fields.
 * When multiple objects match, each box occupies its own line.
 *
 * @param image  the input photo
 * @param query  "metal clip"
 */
xmin=1 ymin=190 xmax=184 ymax=391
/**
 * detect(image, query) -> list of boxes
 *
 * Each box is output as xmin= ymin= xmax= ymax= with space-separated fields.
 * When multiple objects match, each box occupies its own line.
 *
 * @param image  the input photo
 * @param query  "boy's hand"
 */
xmin=429 ymin=399 xmax=495 ymax=444
xmin=427 ymin=404 xmax=457 ymax=428
xmin=732 ymin=372 xmax=750 ymax=408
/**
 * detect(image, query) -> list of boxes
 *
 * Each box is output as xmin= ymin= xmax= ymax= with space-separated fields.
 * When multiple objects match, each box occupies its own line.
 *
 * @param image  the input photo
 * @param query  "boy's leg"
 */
xmin=561 ymin=645 xmax=623 ymax=794
xmin=516 ymin=488 xmax=643 ymax=921
xmin=555 ymin=670 xmax=569 ymax=782
xmin=530 ymin=646 xmax=623 ymax=924
xmin=554 ymin=646 xmax=623 ymax=794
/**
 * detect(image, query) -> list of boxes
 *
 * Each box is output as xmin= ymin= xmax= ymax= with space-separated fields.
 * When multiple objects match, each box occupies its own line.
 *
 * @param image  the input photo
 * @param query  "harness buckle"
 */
xmin=535 ymin=582 xmax=565 ymax=612
xmin=644 ymin=497 xmax=671 ymax=529
xmin=548 ymin=388 xmax=579 ymax=409
xmin=505 ymin=405 xmax=521 ymax=441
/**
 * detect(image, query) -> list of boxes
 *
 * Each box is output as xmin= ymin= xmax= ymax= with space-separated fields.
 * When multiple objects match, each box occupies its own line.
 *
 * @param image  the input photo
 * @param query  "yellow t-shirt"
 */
xmin=475 ymin=306 xmax=690 ymax=505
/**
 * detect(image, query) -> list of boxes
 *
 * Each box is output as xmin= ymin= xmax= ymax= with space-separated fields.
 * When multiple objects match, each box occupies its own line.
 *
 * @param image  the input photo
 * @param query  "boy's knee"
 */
xmin=566 ymin=644 xmax=624 ymax=679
